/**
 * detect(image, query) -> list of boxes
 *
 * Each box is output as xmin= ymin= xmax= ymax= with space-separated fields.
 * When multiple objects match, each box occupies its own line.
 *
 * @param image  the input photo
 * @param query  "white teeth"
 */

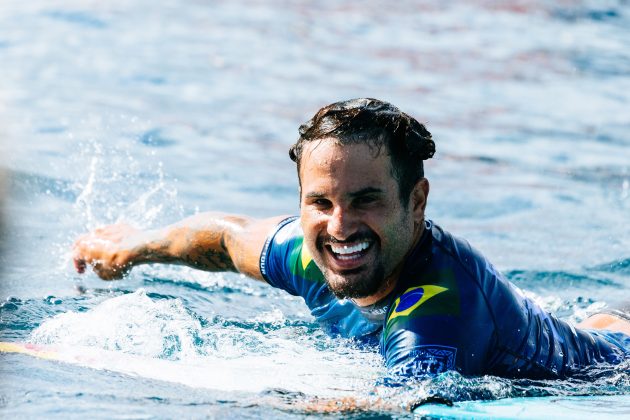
xmin=330 ymin=241 xmax=370 ymax=255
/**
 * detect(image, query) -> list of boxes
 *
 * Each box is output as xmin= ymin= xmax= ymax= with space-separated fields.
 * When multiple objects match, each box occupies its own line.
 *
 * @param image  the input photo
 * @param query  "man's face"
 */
xmin=299 ymin=139 xmax=426 ymax=300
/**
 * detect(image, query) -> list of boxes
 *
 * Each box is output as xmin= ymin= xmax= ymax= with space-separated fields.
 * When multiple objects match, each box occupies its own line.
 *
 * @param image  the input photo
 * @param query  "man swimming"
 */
xmin=73 ymin=98 xmax=630 ymax=379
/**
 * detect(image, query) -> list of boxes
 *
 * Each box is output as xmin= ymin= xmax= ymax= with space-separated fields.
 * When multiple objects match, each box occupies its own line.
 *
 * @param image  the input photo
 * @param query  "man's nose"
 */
xmin=327 ymin=205 xmax=357 ymax=241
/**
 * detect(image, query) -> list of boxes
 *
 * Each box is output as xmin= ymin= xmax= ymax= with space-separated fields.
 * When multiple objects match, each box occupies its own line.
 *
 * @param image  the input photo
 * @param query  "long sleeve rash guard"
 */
xmin=259 ymin=217 xmax=629 ymax=379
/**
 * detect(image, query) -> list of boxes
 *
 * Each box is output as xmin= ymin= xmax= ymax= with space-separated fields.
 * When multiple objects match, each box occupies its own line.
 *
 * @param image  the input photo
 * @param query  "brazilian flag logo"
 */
xmin=385 ymin=270 xmax=460 ymax=337
xmin=388 ymin=285 xmax=449 ymax=322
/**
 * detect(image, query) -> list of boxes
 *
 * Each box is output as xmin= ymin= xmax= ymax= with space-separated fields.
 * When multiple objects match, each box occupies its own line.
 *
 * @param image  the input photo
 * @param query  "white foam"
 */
xmin=31 ymin=289 xmax=201 ymax=360
xmin=29 ymin=290 xmax=384 ymax=396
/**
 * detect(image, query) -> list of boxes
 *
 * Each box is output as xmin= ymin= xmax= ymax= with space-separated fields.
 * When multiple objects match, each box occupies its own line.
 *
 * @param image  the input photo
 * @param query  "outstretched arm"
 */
xmin=72 ymin=213 xmax=289 ymax=281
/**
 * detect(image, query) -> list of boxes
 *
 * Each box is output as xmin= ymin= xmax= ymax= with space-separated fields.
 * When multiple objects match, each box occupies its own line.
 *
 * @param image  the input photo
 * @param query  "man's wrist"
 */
xmin=125 ymin=230 xmax=165 ymax=266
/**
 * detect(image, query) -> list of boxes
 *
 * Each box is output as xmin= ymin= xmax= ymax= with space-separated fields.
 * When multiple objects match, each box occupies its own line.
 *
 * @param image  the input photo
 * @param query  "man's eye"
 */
xmin=312 ymin=199 xmax=332 ymax=208
xmin=354 ymin=196 xmax=377 ymax=206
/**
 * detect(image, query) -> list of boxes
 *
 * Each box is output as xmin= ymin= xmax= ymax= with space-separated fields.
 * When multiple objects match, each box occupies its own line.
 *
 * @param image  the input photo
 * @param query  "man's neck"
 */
xmin=352 ymin=221 xmax=426 ymax=307
xmin=351 ymin=271 xmax=398 ymax=307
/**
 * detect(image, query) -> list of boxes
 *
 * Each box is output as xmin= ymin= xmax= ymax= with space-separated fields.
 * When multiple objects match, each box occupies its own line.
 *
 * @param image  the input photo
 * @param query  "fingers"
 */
xmin=72 ymin=240 xmax=87 ymax=274
xmin=75 ymin=255 xmax=128 ymax=280
xmin=92 ymin=261 xmax=124 ymax=281
xmin=74 ymin=257 xmax=86 ymax=273
xmin=71 ymin=230 xmax=116 ymax=279
xmin=72 ymin=224 xmax=138 ymax=280
xmin=72 ymin=233 xmax=92 ymax=275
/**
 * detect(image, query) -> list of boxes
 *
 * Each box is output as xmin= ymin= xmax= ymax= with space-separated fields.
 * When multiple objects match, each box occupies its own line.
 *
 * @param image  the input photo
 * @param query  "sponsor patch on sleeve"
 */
xmin=395 ymin=345 xmax=458 ymax=376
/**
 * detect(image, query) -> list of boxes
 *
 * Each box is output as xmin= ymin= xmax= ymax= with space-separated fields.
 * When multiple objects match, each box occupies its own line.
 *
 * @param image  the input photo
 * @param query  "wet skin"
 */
xmin=70 ymin=140 xmax=630 ymax=333
xmin=298 ymin=139 xmax=429 ymax=305
xmin=578 ymin=314 xmax=630 ymax=335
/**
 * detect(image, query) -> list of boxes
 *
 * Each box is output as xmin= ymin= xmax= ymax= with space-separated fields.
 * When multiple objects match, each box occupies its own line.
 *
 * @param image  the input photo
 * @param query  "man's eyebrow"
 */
xmin=348 ymin=187 xmax=383 ymax=197
xmin=304 ymin=187 xmax=383 ymax=199
xmin=305 ymin=191 xmax=326 ymax=199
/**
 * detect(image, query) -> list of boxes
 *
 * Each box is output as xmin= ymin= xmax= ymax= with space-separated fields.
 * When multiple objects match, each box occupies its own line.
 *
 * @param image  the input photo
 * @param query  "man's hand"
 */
xmin=73 ymin=224 xmax=141 ymax=280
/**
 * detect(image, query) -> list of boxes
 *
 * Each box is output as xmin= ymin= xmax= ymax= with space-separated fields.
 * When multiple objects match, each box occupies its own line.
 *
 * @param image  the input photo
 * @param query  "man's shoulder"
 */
xmin=260 ymin=216 xmax=326 ymax=290
xmin=383 ymin=221 xmax=502 ymax=337
xmin=428 ymin=222 xmax=489 ymax=274
xmin=382 ymin=223 xmax=475 ymax=335
xmin=425 ymin=221 xmax=511 ymax=301
xmin=267 ymin=216 xmax=302 ymax=243
xmin=381 ymin=222 xmax=505 ymax=376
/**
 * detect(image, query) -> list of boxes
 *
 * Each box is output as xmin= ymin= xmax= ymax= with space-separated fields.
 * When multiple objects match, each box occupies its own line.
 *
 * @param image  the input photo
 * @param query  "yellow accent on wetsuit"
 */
xmin=387 ymin=285 xmax=448 ymax=322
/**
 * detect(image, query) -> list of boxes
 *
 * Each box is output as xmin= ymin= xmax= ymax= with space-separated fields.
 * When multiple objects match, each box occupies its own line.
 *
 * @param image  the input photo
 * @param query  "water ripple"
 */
xmin=8 ymin=169 xmax=78 ymax=202
xmin=42 ymin=10 xmax=107 ymax=29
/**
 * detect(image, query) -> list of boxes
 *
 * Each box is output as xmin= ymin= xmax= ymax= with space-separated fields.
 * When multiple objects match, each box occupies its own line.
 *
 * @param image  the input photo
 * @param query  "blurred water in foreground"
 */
xmin=0 ymin=0 xmax=629 ymax=417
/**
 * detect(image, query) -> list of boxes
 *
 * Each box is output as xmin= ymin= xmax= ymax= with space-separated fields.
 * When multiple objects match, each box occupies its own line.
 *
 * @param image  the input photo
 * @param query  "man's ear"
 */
xmin=411 ymin=178 xmax=430 ymax=220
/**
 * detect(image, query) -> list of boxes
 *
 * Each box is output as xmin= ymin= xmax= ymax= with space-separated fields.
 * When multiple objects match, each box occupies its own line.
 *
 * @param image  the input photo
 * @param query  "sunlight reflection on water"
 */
xmin=0 ymin=0 xmax=629 ymax=417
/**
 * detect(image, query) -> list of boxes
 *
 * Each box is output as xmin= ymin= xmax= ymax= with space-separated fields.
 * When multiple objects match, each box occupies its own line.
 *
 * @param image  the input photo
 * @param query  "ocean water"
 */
xmin=1 ymin=0 xmax=629 ymax=418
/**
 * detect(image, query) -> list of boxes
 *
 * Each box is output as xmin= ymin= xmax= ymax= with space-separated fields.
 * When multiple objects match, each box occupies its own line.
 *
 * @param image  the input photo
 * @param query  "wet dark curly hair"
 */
xmin=289 ymin=98 xmax=435 ymax=206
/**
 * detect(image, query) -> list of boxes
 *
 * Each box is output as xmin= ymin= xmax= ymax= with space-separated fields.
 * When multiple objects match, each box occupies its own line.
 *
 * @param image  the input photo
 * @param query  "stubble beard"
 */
xmin=323 ymin=262 xmax=386 ymax=300
xmin=313 ymin=233 xmax=387 ymax=300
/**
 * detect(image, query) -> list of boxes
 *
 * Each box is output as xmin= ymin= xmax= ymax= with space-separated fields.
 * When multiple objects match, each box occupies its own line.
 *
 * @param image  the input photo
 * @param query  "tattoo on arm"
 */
xmin=179 ymin=228 xmax=237 ymax=272
xmin=139 ymin=214 xmax=248 ymax=273
xmin=183 ymin=248 xmax=236 ymax=271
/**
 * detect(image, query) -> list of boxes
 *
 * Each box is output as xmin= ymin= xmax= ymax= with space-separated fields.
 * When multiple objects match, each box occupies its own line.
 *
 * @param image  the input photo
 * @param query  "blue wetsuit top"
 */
xmin=259 ymin=217 xmax=630 ymax=379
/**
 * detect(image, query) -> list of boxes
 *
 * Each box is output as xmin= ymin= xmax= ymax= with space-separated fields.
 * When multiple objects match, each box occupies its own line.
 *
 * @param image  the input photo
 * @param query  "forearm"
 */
xmin=131 ymin=212 xmax=248 ymax=272
xmin=74 ymin=212 xmax=286 ymax=280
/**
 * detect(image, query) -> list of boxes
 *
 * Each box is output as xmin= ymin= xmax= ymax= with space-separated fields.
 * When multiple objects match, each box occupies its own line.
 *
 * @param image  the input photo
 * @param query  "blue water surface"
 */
xmin=1 ymin=0 xmax=629 ymax=418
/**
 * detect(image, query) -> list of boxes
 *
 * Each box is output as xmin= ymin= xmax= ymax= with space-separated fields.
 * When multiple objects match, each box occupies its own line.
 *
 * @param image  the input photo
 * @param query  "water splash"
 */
xmin=27 ymin=289 xmax=384 ymax=396
xmin=74 ymin=152 xmax=100 ymax=228
xmin=22 ymin=287 xmax=629 ymax=412
xmin=71 ymin=139 xmax=183 ymax=232
xmin=30 ymin=289 xmax=200 ymax=360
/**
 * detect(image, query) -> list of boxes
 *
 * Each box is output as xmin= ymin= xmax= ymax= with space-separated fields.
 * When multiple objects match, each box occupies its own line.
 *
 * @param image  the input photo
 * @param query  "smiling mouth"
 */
xmin=325 ymin=240 xmax=374 ymax=266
